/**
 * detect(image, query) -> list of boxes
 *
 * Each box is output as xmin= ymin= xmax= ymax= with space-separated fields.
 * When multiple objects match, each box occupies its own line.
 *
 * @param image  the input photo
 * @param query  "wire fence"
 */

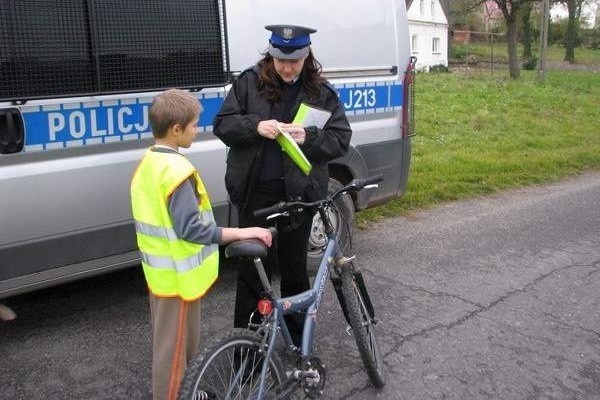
xmin=449 ymin=30 xmax=509 ymax=74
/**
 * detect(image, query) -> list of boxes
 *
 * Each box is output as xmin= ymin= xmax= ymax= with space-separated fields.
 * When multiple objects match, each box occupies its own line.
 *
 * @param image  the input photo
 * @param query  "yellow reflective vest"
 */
xmin=130 ymin=148 xmax=218 ymax=300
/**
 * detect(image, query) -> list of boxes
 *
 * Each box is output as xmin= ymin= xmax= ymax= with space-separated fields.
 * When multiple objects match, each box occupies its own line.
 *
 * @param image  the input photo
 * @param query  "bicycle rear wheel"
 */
xmin=340 ymin=264 xmax=386 ymax=388
xmin=178 ymin=328 xmax=286 ymax=400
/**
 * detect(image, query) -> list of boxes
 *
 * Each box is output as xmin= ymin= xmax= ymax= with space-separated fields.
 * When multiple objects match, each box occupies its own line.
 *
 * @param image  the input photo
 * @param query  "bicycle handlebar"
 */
xmin=252 ymin=174 xmax=383 ymax=219
xmin=253 ymin=202 xmax=288 ymax=219
xmin=355 ymin=174 xmax=384 ymax=188
xmin=340 ymin=173 xmax=383 ymax=195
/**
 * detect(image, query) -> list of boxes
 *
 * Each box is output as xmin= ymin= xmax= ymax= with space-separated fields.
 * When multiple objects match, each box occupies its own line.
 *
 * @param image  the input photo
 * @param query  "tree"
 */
xmin=447 ymin=0 xmax=535 ymax=78
xmin=489 ymin=0 xmax=535 ymax=78
xmin=558 ymin=0 xmax=586 ymax=62
xmin=520 ymin=2 xmax=535 ymax=60
xmin=443 ymin=0 xmax=486 ymax=28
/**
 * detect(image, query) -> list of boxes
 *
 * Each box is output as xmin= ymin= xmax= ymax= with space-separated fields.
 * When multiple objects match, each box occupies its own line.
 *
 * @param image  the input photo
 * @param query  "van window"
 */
xmin=0 ymin=0 xmax=227 ymax=102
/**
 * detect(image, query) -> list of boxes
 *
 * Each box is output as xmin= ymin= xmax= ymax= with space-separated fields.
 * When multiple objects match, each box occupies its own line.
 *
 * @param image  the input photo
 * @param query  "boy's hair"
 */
xmin=149 ymin=89 xmax=203 ymax=138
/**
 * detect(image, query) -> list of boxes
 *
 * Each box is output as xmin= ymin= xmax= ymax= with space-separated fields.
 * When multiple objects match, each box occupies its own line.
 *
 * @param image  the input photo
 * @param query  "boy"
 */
xmin=130 ymin=89 xmax=271 ymax=400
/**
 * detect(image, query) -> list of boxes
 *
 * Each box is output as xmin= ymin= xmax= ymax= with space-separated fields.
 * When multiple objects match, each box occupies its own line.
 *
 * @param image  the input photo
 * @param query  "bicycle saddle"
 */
xmin=224 ymin=227 xmax=278 ymax=259
xmin=225 ymin=239 xmax=268 ymax=259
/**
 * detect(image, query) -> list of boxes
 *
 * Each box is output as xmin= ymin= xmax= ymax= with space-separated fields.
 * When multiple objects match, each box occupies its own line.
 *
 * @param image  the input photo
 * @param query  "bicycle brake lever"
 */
xmin=266 ymin=211 xmax=289 ymax=221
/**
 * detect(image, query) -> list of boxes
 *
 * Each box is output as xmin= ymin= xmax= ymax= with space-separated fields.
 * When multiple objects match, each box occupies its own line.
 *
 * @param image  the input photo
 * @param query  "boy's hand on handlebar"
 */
xmin=220 ymin=227 xmax=272 ymax=246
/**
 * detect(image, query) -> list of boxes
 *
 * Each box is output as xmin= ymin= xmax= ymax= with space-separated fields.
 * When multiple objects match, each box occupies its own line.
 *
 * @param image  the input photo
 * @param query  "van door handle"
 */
xmin=0 ymin=108 xmax=25 ymax=154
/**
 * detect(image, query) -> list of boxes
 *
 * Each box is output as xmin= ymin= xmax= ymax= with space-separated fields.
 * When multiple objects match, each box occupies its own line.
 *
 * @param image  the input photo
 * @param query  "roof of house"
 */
xmin=407 ymin=0 xmax=448 ymax=25
xmin=408 ymin=0 xmax=449 ymax=16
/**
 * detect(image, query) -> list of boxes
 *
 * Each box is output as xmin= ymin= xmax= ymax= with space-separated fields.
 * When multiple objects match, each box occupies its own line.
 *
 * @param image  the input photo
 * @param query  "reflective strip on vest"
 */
xmin=140 ymin=244 xmax=219 ymax=273
xmin=134 ymin=210 xmax=215 ymax=241
xmin=135 ymin=221 xmax=178 ymax=240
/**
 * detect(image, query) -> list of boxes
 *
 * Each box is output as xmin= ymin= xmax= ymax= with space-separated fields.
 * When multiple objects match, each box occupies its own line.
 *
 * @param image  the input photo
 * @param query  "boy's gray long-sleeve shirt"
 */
xmin=168 ymin=178 xmax=223 ymax=245
xmin=151 ymin=146 xmax=223 ymax=245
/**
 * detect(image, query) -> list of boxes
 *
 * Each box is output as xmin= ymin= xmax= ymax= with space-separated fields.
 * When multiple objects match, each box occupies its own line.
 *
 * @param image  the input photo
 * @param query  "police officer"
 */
xmin=214 ymin=25 xmax=352 ymax=345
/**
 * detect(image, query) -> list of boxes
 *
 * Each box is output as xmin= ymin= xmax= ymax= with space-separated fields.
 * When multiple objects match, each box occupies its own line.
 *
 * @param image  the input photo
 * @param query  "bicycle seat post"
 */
xmin=253 ymin=257 xmax=273 ymax=296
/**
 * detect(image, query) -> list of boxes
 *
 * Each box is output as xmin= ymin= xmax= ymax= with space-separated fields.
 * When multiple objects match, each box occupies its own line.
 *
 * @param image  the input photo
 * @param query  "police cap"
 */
xmin=265 ymin=24 xmax=317 ymax=60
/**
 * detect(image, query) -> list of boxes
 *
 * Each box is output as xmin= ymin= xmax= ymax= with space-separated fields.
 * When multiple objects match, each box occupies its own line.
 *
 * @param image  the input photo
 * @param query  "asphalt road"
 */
xmin=2 ymin=172 xmax=599 ymax=399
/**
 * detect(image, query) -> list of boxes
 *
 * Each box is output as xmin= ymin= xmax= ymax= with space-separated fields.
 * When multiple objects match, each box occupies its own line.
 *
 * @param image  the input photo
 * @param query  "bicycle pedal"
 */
xmin=337 ymin=255 xmax=356 ymax=266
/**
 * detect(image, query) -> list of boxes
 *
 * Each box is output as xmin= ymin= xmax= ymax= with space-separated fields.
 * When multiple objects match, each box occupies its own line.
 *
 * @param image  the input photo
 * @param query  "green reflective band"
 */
xmin=135 ymin=220 xmax=178 ymax=240
xmin=141 ymin=244 xmax=219 ymax=273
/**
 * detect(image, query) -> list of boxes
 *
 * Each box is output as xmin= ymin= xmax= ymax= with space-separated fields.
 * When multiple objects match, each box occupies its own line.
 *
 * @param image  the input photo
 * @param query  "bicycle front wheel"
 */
xmin=178 ymin=328 xmax=286 ymax=400
xmin=340 ymin=265 xmax=386 ymax=388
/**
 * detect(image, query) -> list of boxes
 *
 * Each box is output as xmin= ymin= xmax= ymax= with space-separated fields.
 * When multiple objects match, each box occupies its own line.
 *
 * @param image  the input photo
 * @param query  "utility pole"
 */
xmin=538 ymin=0 xmax=550 ymax=81
xmin=490 ymin=33 xmax=495 ymax=76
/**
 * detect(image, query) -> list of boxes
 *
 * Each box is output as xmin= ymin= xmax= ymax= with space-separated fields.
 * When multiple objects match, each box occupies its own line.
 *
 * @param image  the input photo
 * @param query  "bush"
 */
xmin=582 ymin=27 xmax=600 ymax=50
xmin=522 ymin=56 xmax=538 ymax=70
xmin=429 ymin=64 xmax=450 ymax=73
xmin=451 ymin=45 xmax=468 ymax=61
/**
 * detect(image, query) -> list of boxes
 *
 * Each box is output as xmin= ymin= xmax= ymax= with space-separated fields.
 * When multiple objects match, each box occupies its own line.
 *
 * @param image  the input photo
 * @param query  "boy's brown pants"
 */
xmin=149 ymin=294 xmax=202 ymax=400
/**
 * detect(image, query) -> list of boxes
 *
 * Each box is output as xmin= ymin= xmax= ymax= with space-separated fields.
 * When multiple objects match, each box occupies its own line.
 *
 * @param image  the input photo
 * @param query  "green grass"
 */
xmin=358 ymin=70 xmax=600 ymax=225
xmin=546 ymin=45 xmax=600 ymax=64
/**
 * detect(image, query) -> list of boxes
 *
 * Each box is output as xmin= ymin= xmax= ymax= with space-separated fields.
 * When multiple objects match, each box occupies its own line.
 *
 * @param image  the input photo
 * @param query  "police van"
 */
xmin=0 ymin=0 xmax=415 ymax=298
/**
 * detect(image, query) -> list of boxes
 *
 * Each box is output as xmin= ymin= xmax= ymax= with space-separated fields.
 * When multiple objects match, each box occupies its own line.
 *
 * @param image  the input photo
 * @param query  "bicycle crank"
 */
xmin=300 ymin=357 xmax=326 ymax=398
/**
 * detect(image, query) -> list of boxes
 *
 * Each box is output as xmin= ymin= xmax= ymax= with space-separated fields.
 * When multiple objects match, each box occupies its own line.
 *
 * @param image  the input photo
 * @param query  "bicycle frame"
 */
xmin=178 ymin=176 xmax=384 ymax=400
xmin=243 ymin=176 xmax=383 ymax=398
xmin=253 ymin=206 xmax=342 ymax=397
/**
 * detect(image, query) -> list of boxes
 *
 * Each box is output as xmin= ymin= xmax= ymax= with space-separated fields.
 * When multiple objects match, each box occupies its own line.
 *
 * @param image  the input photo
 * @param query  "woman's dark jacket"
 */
xmin=213 ymin=66 xmax=352 ymax=210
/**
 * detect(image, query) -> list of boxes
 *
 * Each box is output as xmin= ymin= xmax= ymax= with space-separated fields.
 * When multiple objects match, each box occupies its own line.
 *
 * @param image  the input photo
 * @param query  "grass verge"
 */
xmin=357 ymin=70 xmax=600 ymax=226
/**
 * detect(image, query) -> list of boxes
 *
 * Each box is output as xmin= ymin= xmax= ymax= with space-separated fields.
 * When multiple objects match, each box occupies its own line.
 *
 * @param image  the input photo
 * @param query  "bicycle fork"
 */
xmin=331 ymin=258 xmax=377 ymax=326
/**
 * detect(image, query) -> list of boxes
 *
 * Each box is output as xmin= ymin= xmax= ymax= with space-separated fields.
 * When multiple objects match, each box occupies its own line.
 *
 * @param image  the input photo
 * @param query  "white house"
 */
xmin=407 ymin=0 xmax=448 ymax=71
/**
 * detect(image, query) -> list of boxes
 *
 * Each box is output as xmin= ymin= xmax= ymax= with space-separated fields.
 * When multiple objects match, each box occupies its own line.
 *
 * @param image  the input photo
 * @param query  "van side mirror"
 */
xmin=0 ymin=108 xmax=24 ymax=154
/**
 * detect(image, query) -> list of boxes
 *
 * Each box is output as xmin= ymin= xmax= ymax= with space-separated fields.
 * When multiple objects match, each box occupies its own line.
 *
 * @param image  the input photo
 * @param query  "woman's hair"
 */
xmin=149 ymin=89 xmax=202 ymax=138
xmin=257 ymin=50 xmax=324 ymax=102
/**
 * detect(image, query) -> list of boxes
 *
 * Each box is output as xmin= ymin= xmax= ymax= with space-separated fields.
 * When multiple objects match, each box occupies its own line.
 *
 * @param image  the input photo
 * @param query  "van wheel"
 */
xmin=307 ymin=178 xmax=355 ymax=273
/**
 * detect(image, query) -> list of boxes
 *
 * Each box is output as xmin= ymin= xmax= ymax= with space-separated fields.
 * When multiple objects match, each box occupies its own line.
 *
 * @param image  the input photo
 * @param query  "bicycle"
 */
xmin=179 ymin=175 xmax=386 ymax=399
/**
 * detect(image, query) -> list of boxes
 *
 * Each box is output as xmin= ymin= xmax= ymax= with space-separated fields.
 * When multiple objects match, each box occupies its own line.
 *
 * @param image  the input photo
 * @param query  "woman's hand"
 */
xmin=257 ymin=120 xmax=281 ymax=140
xmin=281 ymin=123 xmax=306 ymax=145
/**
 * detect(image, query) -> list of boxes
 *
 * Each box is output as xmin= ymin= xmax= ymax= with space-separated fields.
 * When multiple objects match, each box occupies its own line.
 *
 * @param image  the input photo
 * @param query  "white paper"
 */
xmin=294 ymin=103 xmax=332 ymax=129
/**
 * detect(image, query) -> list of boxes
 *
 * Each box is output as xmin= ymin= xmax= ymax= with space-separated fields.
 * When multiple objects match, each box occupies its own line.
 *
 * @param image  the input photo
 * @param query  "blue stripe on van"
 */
xmin=21 ymin=82 xmax=403 ymax=151
xmin=198 ymin=95 xmax=223 ymax=131
xmin=337 ymin=83 xmax=402 ymax=114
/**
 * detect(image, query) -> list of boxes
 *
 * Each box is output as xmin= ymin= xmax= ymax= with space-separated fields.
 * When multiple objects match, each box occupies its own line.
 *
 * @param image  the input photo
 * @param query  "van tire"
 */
xmin=307 ymin=178 xmax=355 ymax=273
